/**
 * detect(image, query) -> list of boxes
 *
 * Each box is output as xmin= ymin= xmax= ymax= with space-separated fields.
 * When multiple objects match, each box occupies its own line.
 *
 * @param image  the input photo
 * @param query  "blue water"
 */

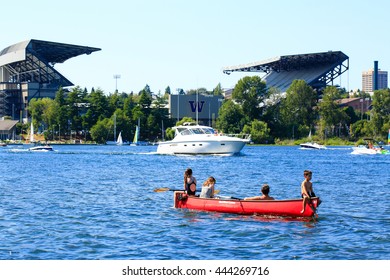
xmin=0 ymin=145 xmax=389 ymax=260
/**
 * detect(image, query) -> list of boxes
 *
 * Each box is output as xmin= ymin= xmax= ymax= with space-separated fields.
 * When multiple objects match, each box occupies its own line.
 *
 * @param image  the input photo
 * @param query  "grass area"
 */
xmin=272 ymin=137 xmax=355 ymax=146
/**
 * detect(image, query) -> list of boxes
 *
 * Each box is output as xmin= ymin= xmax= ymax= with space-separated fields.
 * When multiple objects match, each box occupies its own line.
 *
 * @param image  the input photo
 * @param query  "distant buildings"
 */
xmin=336 ymin=97 xmax=371 ymax=114
xmin=169 ymin=94 xmax=223 ymax=126
xmin=362 ymin=61 xmax=388 ymax=93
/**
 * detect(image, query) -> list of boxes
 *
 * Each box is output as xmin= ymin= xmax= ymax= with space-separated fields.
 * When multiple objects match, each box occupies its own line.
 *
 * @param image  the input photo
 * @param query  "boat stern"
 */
xmin=173 ymin=191 xmax=188 ymax=208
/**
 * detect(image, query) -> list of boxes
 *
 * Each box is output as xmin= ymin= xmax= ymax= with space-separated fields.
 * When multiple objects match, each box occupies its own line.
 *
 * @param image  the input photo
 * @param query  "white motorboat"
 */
xmin=29 ymin=145 xmax=54 ymax=152
xmin=351 ymin=145 xmax=389 ymax=155
xmin=300 ymin=142 xmax=326 ymax=150
xmin=156 ymin=123 xmax=250 ymax=155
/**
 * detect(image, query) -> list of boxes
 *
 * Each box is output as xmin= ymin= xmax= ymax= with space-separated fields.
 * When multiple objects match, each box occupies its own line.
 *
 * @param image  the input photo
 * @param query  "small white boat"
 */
xmin=29 ymin=145 xmax=54 ymax=152
xmin=351 ymin=145 xmax=389 ymax=155
xmin=300 ymin=142 xmax=326 ymax=150
xmin=156 ymin=123 xmax=250 ymax=155
xmin=300 ymin=129 xmax=326 ymax=150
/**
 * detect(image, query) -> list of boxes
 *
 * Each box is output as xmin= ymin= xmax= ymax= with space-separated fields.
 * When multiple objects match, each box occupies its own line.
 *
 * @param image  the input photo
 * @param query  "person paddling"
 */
xmin=184 ymin=168 xmax=197 ymax=196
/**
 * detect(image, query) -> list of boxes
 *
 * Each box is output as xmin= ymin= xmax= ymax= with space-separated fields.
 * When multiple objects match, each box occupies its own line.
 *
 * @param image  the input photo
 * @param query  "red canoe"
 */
xmin=173 ymin=191 xmax=320 ymax=218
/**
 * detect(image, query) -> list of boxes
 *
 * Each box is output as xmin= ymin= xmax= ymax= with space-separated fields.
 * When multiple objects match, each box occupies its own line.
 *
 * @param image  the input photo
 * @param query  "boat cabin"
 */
xmin=175 ymin=123 xmax=215 ymax=137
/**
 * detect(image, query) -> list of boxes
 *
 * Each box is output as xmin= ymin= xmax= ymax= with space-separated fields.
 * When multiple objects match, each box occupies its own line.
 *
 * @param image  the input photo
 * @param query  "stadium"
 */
xmin=223 ymin=51 xmax=349 ymax=94
xmin=0 ymin=39 xmax=100 ymax=120
xmin=1 ymin=40 xmax=349 ymax=127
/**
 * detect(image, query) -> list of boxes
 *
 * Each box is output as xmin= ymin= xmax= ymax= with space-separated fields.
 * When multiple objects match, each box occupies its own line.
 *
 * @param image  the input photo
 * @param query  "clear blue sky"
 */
xmin=2 ymin=0 xmax=389 ymax=94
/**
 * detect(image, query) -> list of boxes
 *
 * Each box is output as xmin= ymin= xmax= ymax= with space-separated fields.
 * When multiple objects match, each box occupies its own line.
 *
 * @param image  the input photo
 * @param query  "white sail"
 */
xmin=132 ymin=125 xmax=139 ymax=145
xmin=30 ymin=122 xmax=34 ymax=143
xmin=117 ymin=131 xmax=123 ymax=145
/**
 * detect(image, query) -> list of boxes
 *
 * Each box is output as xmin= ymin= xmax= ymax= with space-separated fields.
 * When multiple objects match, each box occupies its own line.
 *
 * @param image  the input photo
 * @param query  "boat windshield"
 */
xmin=177 ymin=128 xmax=192 ymax=136
xmin=176 ymin=126 xmax=215 ymax=136
xmin=201 ymin=128 xmax=214 ymax=134
xmin=190 ymin=128 xmax=204 ymax=134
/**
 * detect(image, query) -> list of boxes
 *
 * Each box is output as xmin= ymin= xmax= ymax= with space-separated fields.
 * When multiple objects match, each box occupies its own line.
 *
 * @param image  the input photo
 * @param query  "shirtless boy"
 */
xmin=300 ymin=170 xmax=316 ymax=213
xmin=244 ymin=184 xmax=275 ymax=201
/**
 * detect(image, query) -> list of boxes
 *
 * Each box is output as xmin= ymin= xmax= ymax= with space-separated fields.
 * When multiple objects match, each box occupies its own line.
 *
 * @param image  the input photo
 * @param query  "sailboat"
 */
xmin=130 ymin=125 xmax=140 ymax=146
xmin=116 ymin=131 xmax=123 ymax=145
xmin=30 ymin=121 xmax=35 ymax=143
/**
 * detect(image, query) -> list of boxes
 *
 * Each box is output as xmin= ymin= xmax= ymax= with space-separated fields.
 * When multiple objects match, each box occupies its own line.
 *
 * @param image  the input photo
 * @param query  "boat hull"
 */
xmin=173 ymin=191 xmax=320 ymax=218
xmin=157 ymin=138 xmax=246 ymax=154
xmin=351 ymin=146 xmax=389 ymax=155
xmin=29 ymin=146 xmax=54 ymax=152
xmin=300 ymin=142 xmax=326 ymax=149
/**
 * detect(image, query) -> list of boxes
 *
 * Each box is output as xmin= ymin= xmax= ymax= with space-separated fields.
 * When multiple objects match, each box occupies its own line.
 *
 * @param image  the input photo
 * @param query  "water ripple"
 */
xmin=0 ymin=145 xmax=389 ymax=260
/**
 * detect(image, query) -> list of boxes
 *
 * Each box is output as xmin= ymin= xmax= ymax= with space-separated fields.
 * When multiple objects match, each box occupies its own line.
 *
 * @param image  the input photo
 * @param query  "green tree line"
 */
xmin=24 ymin=78 xmax=390 ymax=144
xmin=26 ymin=85 xmax=174 ymax=143
xmin=216 ymin=77 xmax=390 ymax=144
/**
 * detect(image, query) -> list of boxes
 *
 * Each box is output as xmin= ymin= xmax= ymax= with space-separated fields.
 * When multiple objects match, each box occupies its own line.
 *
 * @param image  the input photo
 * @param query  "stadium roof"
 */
xmin=0 ymin=39 xmax=101 ymax=87
xmin=223 ymin=51 xmax=349 ymax=92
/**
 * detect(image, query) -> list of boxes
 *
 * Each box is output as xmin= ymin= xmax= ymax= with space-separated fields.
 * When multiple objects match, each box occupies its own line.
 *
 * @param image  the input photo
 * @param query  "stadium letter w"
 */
xmin=189 ymin=101 xmax=205 ymax=112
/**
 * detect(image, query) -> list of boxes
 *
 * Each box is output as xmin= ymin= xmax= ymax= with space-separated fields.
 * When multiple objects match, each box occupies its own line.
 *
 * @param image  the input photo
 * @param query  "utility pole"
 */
xmin=113 ymin=74 xmax=121 ymax=92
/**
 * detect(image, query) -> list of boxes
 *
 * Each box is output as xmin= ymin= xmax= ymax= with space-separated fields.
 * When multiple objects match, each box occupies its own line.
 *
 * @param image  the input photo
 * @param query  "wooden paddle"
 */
xmin=154 ymin=187 xmax=220 ymax=194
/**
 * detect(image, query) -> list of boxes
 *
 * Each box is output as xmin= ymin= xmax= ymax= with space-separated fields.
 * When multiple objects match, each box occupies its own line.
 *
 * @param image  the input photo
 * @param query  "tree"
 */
xmin=280 ymin=80 xmax=317 ymax=138
xmin=85 ymin=88 xmax=109 ymax=129
xmin=138 ymin=90 xmax=152 ymax=109
xmin=28 ymin=98 xmax=57 ymax=132
xmin=351 ymin=119 xmax=374 ymax=139
xmin=243 ymin=119 xmax=271 ymax=144
xmin=165 ymin=86 xmax=171 ymax=95
xmin=371 ymin=89 xmax=390 ymax=137
xmin=123 ymin=94 xmax=136 ymax=121
xmin=213 ymin=83 xmax=223 ymax=96
xmin=67 ymin=86 xmax=85 ymax=134
xmin=90 ymin=118 xmax=112 ymax=144
xmin=108 ymin=91 xmax=125 ymax=117
xmin=261 ymin=87 xmax=283 ymax=139
xmin=318 ymin=86 xmax=349 ymax=137
xmin=216 ymin=100 xmax=245 ymax=134
xmin=54 ymin=88 xmax=68 ymax=138
xmin=232 ymin=76 xmax=267 ymax=120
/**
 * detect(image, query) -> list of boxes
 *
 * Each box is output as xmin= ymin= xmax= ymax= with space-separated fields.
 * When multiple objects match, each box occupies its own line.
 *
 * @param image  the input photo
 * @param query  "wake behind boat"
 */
xmin=173 ymin=191 xmax=320 ymax=218
xmin=157 ymin=123 xmax=250 ymax=155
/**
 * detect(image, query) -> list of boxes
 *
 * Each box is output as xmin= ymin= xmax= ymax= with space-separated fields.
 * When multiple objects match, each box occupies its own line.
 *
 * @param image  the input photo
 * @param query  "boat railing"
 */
xmin=225 ymin=133 xmax=251 ymax=140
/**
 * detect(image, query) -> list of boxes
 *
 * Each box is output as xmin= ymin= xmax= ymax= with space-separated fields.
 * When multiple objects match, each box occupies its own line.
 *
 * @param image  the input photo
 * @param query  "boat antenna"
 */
xmin=113 ymin=113 xmax=116 ymax=142
xmin=196 ymin=88 xmax=198 ymax=124
xmin=176 ymin=88 xmax=180 ymax=123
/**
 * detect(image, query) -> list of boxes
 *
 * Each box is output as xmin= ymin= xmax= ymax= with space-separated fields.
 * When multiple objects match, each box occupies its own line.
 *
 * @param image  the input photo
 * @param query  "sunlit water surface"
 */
xmin=0 ymin=145 xmax=389 ymax=260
